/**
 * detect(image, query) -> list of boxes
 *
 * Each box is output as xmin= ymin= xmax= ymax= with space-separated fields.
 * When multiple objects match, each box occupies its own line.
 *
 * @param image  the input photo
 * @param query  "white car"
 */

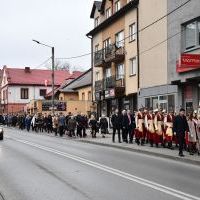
xmin=0 ymin=127 xmax=3 ymax=140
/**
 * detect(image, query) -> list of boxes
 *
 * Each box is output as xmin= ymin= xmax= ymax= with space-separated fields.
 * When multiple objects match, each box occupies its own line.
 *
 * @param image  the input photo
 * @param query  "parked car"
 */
xmin=0 ymin=127 xmax=4 ymax=140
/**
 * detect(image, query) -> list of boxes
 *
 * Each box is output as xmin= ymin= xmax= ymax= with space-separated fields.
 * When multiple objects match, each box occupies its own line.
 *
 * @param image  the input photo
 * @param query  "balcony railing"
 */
xmin=94 ymin=45 xmax=125 ymax=67
xmin=94 ymin=50 xmax=104 ymax=67
xmin=104 ymin=75 xmax=125 ymax=89
xmin=104 ymin=44 xmax=125 ymax=63
xmin=95 ymin=80 xmax=103 ymax=91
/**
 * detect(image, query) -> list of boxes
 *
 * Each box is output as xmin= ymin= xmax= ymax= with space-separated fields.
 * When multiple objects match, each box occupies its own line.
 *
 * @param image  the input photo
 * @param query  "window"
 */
xmin=129 ymin=23 xmax=136 ymax=42
xmin=116 ymin=63 xmax=124 ymax=80
xmin=129 ymin=57 xmax=137 ymax=76
xmin=106 ymin=67 xmax=111 ymax=78
xmin=103 ymin=38 xmax=111 ymax=55
xmin=183 ymin=19 xmax=200 ymax=50
xmin=106 ymin=7 xmax=111 ymax=19
xmin=21 ymin=88 xmax=29 ymax=99
xmin=88 ymin=91 xmax=92 ymax=101
xmin=82 ymin=92 xmax=85 ymax=100
xmin=145 ymin=95 xmax=175 ymax=112
xmin=95 ymin=17 xmax=99 ymax=27
xmin=95 ymin=44 xmax=99 ymax=53
xmin=115 ymin=31 xmax=124 ymax=48
xmin=115 ymin=0 xmax=121 ymax=12
xmin=95 ymin=71 xmax=100 ymax=81
xmin=40 ymin=89 xmax=46 ymax=96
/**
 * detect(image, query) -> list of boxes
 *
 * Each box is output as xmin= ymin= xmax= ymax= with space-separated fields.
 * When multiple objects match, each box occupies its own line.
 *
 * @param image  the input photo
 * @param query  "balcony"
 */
xmin=94 ymin=50 xmax=104 ymax=67
xmin=95 ymin=80 xmax=103 ymax=91
xmin=104 ymin=75 xmax=125 ymax=89
xmin=104 ymin=45 xmax=125 ymax=64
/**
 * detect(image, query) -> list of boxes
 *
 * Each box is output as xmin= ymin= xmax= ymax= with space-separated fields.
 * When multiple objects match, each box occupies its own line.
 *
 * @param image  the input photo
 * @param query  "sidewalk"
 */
xmin=77 ymin=133 xmax=200 ymax=166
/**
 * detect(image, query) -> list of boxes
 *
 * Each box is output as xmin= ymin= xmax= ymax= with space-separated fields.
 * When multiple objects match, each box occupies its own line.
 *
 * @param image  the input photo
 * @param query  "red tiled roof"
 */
xmin=5 ymin=67 xmax=82 ymax=86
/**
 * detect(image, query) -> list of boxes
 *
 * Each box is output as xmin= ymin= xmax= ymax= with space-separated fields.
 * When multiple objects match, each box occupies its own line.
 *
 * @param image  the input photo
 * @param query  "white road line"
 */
xmin=8 ymin=137 xmax=200 ymax=200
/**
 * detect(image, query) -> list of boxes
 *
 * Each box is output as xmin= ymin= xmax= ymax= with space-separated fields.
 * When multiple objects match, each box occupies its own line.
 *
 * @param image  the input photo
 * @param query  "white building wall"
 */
xmin=7 ymin=86 xmax=52 ymax=104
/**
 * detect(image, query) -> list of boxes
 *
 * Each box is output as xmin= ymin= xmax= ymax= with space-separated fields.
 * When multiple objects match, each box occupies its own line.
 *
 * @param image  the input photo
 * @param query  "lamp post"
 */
xmin=32 ymin=39 xmax=55 ymax=115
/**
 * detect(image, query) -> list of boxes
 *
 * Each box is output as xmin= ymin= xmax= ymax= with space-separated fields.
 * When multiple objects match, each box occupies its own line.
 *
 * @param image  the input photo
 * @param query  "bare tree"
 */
xmin=45 ymin=60 xmax=71 ymax=71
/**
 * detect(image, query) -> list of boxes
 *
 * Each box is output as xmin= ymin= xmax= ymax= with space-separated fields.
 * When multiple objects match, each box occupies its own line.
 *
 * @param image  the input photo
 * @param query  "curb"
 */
xmin=77 ymin=139 xmax=200 ymax=166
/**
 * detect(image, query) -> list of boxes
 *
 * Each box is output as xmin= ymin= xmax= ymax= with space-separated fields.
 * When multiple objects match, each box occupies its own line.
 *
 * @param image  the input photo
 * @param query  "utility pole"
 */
xmin=32 ymin=39 xmax=55 ymax=115
xmin=52 ymin=47 xmax=55 ymax=115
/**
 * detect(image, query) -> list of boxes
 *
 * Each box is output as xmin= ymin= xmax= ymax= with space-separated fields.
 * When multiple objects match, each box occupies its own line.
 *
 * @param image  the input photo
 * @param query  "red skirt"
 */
xmin=154 ymin=134 xmax=163 ymax=144
xmin=135 ymin=129 xmax=143 ymax=139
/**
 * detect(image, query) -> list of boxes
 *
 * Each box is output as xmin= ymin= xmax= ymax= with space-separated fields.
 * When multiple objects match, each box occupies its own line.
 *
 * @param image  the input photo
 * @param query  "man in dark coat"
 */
xmin=111 ymin=109 xmax=122 ymax=143
xmin=121 ymin=110 xmax=129 ymax=143
xmin=127 ymin=110 xmax=136 ymax=143
xmin=173 ymin=108 xmax=189 ymax=157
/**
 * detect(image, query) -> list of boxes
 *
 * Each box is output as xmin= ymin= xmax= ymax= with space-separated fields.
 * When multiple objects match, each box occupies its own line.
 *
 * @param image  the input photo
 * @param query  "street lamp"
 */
xmin=32 ymin=39 xmax=55 ymax=115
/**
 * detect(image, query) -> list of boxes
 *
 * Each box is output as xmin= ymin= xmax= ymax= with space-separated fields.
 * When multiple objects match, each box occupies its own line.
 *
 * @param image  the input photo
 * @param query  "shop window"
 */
xmin=145 ymin=98 xmax=151 ymax=109
xmin=168 ymin=95 xmax=175 ymax=112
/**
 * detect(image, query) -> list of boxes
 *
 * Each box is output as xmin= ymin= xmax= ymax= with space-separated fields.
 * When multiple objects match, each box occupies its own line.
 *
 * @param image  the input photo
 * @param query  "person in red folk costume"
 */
xmin=154 ymin=109 xmax=164 ymax=148
xmin=164 ymin=110 xmax=175 ymax=150
xmin=135 ymin=108 xmax=145 ymax=145
xmin=143 ymin=108 xmax=148 ymax=144
xmin=187 ymin=112 xmax=198 ymax=155
xmin=145 ymin=108 xmax=155 ymax=147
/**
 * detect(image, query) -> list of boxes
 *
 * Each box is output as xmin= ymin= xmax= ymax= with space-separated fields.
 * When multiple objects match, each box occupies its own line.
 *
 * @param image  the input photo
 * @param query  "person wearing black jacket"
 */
xmin=111 ymin=109 xmax=122 ymax=143
xmin=127 ymin=110 xmax=136 ymax=143
xmin=173 ymin=108 xmax=189 ymax=157
xmin=121 ymin=110 xmax=129 ymax=143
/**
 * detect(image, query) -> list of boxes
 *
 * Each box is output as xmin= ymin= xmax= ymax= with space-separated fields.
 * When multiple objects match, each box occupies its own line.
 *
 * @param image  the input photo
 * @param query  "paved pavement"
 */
xmin=0 ymin=127 xmax=200 ymax=200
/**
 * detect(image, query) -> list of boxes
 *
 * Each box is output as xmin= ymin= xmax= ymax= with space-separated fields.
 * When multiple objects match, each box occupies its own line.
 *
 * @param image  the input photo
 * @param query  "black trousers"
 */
xmin=128 ymin=126 xmax=134 ymax=142
xmin=59 ymin=126 xmax=64 ymax=137
xmin=177 ymin=133 xmax=185 ymax=154
xmin=122 ymin=128 xmax=128 ymax=142
xmin=113 ymin=128 xmax=121 ymax=143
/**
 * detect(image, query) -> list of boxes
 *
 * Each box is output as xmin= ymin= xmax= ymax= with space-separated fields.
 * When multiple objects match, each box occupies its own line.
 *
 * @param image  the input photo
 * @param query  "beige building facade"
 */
xmin=138 ymin=0 xmax=178 ymax=112
xmin=88 ymin=0 xmax=139 ymax=117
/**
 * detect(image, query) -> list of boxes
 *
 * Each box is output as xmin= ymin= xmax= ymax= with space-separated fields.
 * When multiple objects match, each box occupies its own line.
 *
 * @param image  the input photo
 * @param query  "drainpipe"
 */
xmin=87 ymin=35 xmax=94 ymax=108
xmin=136 ymin=5 xmax=140 ymax=109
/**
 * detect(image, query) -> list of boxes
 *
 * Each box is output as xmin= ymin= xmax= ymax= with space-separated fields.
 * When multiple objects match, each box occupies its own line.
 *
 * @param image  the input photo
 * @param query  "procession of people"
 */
xmin=1 ymin=107 xmax=200 ymax=157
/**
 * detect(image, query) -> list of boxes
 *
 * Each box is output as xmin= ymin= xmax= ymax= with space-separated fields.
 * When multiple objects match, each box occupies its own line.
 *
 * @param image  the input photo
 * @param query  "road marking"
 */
xmin=8 ymin=137 xmax=200 ymax=200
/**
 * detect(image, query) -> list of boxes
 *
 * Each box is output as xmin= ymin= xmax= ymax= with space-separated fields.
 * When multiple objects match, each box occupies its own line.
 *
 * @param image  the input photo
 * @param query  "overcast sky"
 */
xmin=0 ymin=0 xmax=94 ymax=71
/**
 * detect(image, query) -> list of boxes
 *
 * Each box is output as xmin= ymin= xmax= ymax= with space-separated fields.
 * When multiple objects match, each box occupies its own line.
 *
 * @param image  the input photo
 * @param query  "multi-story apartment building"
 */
xmin=137 ymin=0 xmax=178 ymax=113
xmin=87 ymin=0 xmax=139 ymax=117
xmin=88 ymin=0 xmax=200 ymax=115
xmin=168 ymin=0 xmax=200 ymax=113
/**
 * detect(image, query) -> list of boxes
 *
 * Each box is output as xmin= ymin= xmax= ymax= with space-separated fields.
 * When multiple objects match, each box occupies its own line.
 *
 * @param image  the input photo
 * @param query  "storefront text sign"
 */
xmin=177 ymin=54 xmax=200 ymax=73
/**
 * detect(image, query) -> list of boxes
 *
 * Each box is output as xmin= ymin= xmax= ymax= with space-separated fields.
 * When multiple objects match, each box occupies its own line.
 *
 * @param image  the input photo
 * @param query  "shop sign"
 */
xmin=105 ymin=89 xmax=115 ymax=99
xmin=42 ymin=100 xmax=66 ymax=111
xmin=177 ymin=54 xmax=200 ymax=73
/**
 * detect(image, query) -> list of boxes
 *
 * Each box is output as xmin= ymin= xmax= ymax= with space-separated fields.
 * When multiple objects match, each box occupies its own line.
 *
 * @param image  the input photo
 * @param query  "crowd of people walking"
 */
xmin=0 ymin=107 xmax=200 ymax=157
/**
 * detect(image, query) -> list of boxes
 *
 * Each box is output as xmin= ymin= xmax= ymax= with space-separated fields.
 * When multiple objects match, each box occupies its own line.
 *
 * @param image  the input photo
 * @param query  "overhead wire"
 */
xmin=55 ymin=0 xmax=192 ymax=61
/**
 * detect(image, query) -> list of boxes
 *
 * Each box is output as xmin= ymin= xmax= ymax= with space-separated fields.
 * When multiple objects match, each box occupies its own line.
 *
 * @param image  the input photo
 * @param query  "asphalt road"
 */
xmin=0 ymin=127 xmax=200 ymax=200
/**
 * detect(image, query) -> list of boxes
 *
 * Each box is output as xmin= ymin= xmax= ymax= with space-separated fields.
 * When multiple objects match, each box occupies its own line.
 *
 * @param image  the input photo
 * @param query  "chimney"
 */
xmin=25 ymin=67 xmax=31 ymax=73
